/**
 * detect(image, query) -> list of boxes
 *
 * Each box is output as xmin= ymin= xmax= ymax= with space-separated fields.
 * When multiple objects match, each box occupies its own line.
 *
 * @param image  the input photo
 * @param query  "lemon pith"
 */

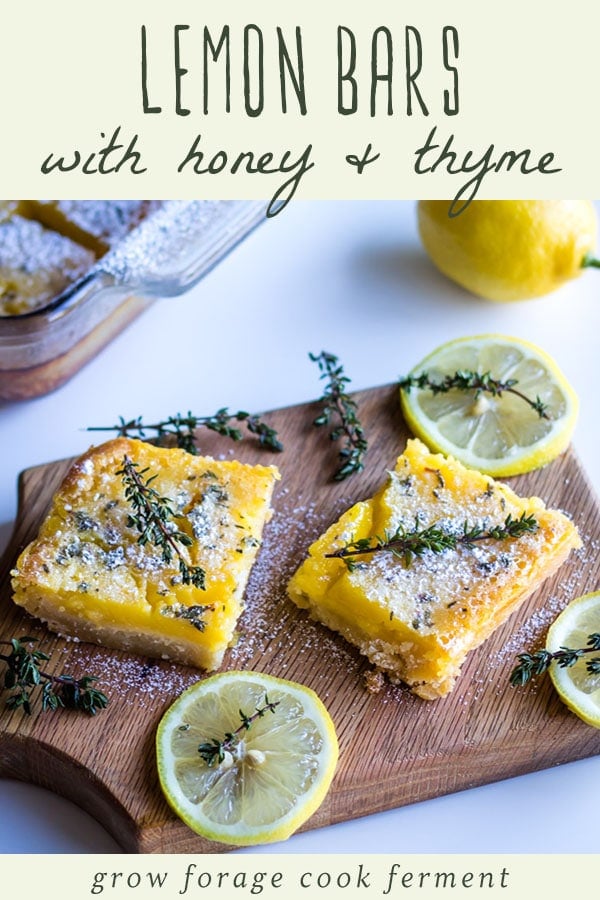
xmin=400 ymin=334 xmax=578 ymax=477
xmin=547 ymin=592 xmax=600 ymax=729
xmin=418 ymin=200 xmax=597 ymax=302
xmin=156 ymin=671 xmax=339 ymax=846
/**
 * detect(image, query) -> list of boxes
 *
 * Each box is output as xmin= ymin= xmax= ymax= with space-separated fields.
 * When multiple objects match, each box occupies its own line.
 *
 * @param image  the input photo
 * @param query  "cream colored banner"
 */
xmin=0 ymin=0 xmax=598 ymax=209
xmin=1 ymin=853 xmax=598 ymax=898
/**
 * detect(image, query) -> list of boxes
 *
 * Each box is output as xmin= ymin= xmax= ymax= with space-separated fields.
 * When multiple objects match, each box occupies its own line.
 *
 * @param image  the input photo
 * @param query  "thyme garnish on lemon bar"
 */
xmin=327 ymin=512 xmax=539 ymax=571
xmin=118 ymin=455 xmax=206 ymax=590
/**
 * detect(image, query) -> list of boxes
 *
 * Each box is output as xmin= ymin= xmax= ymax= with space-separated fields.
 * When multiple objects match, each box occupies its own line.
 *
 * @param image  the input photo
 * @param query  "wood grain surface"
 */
xmin=1 ymin=385 xmax=600 ymax=853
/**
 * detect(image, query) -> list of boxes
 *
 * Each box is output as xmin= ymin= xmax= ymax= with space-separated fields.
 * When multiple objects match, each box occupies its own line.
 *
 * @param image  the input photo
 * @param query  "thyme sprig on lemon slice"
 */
xmin=510 ymin=636 xmax=600 ymax=687
xmin=156 ymin=672 xmax=339 ymax=845
xmin=196 ymin=694 xmax=280 ymax=767
xmin=399 ymin=370 xmax=550 ymax=420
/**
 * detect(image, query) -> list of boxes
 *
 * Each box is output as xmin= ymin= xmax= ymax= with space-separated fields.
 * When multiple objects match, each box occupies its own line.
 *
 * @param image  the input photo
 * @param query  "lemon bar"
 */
xmin=0 ymin=214 xmax=95 ymax=316
xmin=287 ymin=439 xmax=580 ymax=699
xmin=12 ymin=438 xmax=279 ymax=670
xmin=23 ymin=201 xmax=158 ymax=256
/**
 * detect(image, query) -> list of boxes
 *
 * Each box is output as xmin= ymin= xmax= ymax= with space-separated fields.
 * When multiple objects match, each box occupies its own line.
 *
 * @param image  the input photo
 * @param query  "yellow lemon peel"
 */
xmin=418 ymin=200 xmax=598 ymax=302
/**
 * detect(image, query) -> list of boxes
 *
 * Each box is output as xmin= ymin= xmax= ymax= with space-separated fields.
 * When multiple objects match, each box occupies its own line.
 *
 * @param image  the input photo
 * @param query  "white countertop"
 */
xmin=1 ymin=200 xmax=599 ymax=854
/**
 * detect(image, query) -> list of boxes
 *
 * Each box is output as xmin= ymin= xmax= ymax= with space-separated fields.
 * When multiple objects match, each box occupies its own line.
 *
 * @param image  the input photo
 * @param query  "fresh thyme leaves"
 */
xmin=117 ymin=455 xmax=206 ymax=589
xmin=238 ymin=412 xmax=284 ymax=453
xmin=88 ymin=409 xmax=283 ymax=454
xmin=510 ymin=634 xmax=600 ymax=686
xmin=310 ymin=351 xmax=368 ymax=480
xmin=327 ymin=512 xmax=538 ymax=570
xmin=161 ymin=603 xmax=212 ymax=632
xmin=197 ymin=694 xmax=280 ymax=766
xmin=0 ymin=636 xmax=108 ymax=716
xmin=398 ymin=370 xmax=550 ymax=420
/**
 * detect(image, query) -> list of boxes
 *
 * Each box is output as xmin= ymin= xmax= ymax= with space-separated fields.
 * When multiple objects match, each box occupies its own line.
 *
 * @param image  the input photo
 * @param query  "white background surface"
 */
xmin=0 ymin=200 xmax=598 ymax=854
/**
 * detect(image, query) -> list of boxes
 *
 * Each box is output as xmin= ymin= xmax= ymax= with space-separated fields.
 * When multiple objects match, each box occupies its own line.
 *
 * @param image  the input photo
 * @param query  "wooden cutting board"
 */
xmin=1 ymin=385 xmax=600 ymax=853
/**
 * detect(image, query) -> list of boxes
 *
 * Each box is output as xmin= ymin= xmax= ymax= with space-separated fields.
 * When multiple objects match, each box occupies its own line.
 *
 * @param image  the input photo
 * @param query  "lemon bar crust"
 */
xmin=288 ymin=439 xmax=581 ymax=699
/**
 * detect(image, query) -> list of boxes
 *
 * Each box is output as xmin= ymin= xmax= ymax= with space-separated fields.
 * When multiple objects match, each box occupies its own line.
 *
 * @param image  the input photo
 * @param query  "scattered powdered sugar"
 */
xmin=228 ymin=495 xmax=363 ymax=676
xmin=492 ymin=595 xmax=567 ymax=666
xmin=61 ymin=642 xmax=199 ymax=707
xmin=0 ymin=216 xmax=92 ymax=277
xmin=490 ymin=539 xmax=596 ymax=673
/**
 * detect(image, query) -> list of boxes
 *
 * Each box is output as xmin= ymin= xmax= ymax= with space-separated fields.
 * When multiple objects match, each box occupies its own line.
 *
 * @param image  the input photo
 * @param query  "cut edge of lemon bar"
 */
xmin=287 ymin=438 xmax=581 ymax=699
xmin=11 ymin=437 xmax=280 ymax=671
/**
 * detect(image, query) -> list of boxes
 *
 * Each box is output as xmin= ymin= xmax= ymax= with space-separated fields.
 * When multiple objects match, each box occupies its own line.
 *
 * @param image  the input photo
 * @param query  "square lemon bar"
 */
xmin=12 ymin=438 xmax=279 ymax=670
xmin=287 ymin=439 xmax=580 ymax=699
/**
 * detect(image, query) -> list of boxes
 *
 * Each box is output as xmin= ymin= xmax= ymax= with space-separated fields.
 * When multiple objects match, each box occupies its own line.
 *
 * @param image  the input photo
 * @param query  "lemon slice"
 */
xmin=156 ymin=671 xmax=339 ymax=846
xmin=400 ymin=334 xmax=578 ymax=476
xmin=547 ymin=592 xmax=600 ymax=729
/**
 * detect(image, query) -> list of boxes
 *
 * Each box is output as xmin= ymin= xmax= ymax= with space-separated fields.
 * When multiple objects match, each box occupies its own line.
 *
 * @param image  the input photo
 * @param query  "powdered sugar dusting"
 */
xmin=228 ymin=495 xmax=364 ymax=684
xmin=62 ymin=643 xmax=199 ymax=707
xmin=490 ymin=540 xmax=593 ymax=672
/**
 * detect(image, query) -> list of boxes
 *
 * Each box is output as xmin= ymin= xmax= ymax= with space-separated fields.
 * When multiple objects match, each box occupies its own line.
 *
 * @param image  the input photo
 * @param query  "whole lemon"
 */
xmin=418 ymin=200 xmax=598 ymax=302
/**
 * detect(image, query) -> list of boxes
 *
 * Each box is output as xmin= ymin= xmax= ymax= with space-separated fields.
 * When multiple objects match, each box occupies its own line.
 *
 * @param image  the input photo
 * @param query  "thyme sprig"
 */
xmin=0 ymin=636 xmax=108 ymax=716
xmin=510 ymin=634 xmax=600 ymax=686
xmin=327 ymin=512 xmax=538 ymax=570
xmin=310 ymin=351 xmax=368 ymax=480
xmin=196 ymin=694 xmax=280 ymax=766
xmin=398 ymin=370 xmax=550 ymax=420
xmin=117 ymin=455 xmax=206 ymax=590
xmin=88 ymin=409 xmax=283 ymax=454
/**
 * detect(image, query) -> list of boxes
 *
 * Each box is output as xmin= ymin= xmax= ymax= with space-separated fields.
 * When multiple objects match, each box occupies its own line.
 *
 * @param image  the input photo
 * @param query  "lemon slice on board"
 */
xmin=399 ymin=334 xmax=578 ymax=477
xmin=156 ymin=671 xmax=339 ymax=846
xmin=547 ymin=592 xmax=600 ymax=729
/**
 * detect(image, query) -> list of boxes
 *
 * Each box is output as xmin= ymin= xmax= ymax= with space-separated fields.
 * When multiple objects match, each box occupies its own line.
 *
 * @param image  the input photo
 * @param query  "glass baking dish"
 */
xmin=0 ymin=200 xmax=267 ymax=401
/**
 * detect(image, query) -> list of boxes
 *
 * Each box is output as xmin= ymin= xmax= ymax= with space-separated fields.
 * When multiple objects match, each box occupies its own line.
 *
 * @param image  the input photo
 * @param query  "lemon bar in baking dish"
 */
xmin=12 ymin=438 xmax=279 ymax=670
xmin=0 ymin=213 xmax=94 ymax=316
xmin=287 ymin=439 xmax=580 ymax=699
xmin=23 ymin=201 xmax=158 ymax=256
